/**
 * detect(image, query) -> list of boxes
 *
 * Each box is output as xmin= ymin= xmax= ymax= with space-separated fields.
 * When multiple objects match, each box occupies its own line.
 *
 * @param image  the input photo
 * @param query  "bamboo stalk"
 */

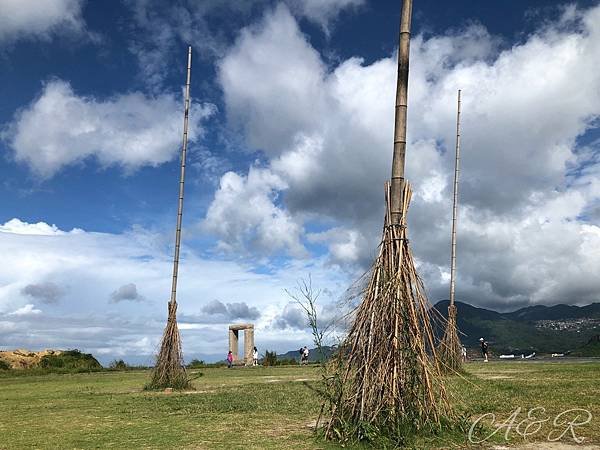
xmin=390 ymin=0 xmax=413 ymax=225
xmin=449 ymin=89 xmax=461 ymax=308
xmin=438 ymin=90 xmax=463 ymax=373
xmin=322 ymin=1 xmax=453 ymax=440
xmin=147 ymin=46 xmax=193 ymax=391
xmin=170 ymin=45 xmax=192 ymax=307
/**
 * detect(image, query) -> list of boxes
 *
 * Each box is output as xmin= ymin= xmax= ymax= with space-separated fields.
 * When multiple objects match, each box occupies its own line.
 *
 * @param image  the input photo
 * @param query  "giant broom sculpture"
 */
xmin=438 ymin=90 xmax=463 ymax=373
xmin=147 ymin=46 xmax=193 ymax=390
xmin=324 ymin=0 xmax=450 ymax=440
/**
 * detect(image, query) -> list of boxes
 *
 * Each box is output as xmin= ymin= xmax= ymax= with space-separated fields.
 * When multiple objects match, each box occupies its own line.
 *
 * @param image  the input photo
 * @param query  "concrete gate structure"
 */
xmin=228 ymin=323 xmax=254 ymax=366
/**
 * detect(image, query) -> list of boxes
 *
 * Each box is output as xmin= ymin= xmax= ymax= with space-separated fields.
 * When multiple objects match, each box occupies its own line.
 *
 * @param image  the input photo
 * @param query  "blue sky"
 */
xmin=1 ymin=0 xmax=599 ymax=364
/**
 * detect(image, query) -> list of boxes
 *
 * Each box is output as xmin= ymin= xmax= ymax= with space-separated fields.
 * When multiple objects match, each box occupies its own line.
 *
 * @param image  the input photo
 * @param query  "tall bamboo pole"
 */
xmin=390 ymin=0 xmax=413 ymax=225
xmin=449 ymin=90 xmax=461 ymax=308
xmin=170 ymin=46 xmax=192 ymax=307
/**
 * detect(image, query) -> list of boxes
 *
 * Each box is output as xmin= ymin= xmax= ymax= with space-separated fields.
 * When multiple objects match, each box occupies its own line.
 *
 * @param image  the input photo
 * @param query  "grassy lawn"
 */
xmin=0 ymin=361 xmax=599 ymax=449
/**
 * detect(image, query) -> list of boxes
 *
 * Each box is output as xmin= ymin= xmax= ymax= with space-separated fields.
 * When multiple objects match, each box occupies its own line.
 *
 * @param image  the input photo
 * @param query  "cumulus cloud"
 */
xmin=8 ymin=304 xmax=42 ymax=316
xmin=273 ymin=302 xmax=305 ymax=330
xmin=307 ymin=227 xmax=370 ymax=267
xmin=21 ymin=282 xmax=65 ymax=304
xmin=203 ymin=167 xmax=306 ymax=257
xmin=201 ymin=300 xmax=260 ymax=321
xmin=0 ymin=0 xmax=87 ymax=43
xmin=110 ymin=283 xmax=144 ymax=303
xmin=0 ymin=218 xmax=82 ymax=235
xmin=2 ymin=79 xmax=215 ymax=178
xmin=212 ymin=3 xmax=600 ymax=309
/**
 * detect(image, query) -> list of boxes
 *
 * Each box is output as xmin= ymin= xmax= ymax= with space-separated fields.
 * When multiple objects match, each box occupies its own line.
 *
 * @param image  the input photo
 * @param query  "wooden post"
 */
xmin=170 ymin=46 xmax=192 ymax=306
xmin=390 ymin=0 xmax=413 ymax=225
xmin=449 ymin=90 xmax=461 ymax=307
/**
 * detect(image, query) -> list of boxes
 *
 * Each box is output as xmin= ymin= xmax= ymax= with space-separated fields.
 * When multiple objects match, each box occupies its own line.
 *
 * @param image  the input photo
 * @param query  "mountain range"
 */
xmin=278 ymin=301 xmax=600 ymax=360
xmin=433 ymin=300 xmax=600 ymax=354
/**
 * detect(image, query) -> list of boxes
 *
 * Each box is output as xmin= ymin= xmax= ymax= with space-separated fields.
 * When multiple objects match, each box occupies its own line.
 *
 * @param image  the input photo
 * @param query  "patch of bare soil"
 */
xmin=0 ymin=349 xmax=61 ymax=369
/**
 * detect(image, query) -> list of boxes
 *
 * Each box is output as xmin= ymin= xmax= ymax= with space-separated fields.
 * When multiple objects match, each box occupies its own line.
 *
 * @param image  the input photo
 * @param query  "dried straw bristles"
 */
xmin=437 ymin=305 xmax=463 ymax=373
xmin=323 ymin=182 xmax=451 ymax=441
xmin=147 ymin=301 xmax=190 ymax=390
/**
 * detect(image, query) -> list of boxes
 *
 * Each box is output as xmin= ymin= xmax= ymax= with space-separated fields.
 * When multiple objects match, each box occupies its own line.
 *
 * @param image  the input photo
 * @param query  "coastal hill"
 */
xmin=433 ymin=300 xmax=600 ymax=354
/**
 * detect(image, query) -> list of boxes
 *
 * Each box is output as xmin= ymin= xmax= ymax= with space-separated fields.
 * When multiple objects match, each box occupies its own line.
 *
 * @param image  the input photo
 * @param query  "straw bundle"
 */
xmin=438 ymin=304 xmax=462 ymax=372
xmin=148 ymin=301 xmax=189 ymax=389
xmin=320 ymin=1 xmax=454 ymax=439
xmin=323 ymin=182 xmax=451 ymax=439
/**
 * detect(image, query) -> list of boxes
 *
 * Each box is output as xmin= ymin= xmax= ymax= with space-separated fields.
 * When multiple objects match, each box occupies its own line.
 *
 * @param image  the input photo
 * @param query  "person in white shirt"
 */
xmin=252 ymin=346 xmax=259 ymax=366
xmin=302 ymin=346 xmax=309 ymax=365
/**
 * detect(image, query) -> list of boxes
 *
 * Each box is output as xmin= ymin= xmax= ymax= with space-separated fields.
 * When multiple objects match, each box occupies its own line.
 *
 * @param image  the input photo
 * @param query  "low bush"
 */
xmin=263 ymin=350 xmax=277 ymax=367
xmin=109 ymin=359 xmax=128 ymax=370
xmin=187 ymin=359 xmax=206 ymax=369
xmin=39 ymin=350 xmax=102 ymax=371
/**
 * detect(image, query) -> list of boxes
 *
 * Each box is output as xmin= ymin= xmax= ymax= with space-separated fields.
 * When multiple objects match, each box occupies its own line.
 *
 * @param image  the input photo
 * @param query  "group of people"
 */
xmin=460 ymin=338 xmax=490 ymax=362
xmin=223 ymin=340 xmax=489 ymax=368
xmin=226 ymin=346 xmax=260 ymax=368
xmin=458 ymin=338 xmax=489 ymax=362
xmin=299 ymin=346 xmax=309 ymax=365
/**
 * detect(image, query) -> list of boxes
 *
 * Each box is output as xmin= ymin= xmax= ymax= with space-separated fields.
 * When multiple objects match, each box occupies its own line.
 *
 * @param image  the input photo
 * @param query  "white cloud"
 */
xmin=110 ymin=283 xmax=144 ymax=303
xmin=273 ymin=302 xmax=305 ymax=330
xmin=127 ymin=0 xmax=362 ymax=91
xmin=198 ymin=299 xmax=261 ymax=321
xmin=213 ymin=3 xmax=600 ymax=309
xmin=307 ymin=227 xmax=366 ymax=266
xmin=0 ymin=0 xmax=87 ymax=43
xmin=8 ymin=304 xmax=42 ymax=316
xmin=0 ymin=217 xmax=348 ymax=362
xmin=2 ymin=79 xmax=215 ymax=178
xmin=0 ymin=218 xmax=82 ymax=235
xmin=291 ymin=0 xmax=364 ymax=32
xmin=203 ymin=166 xmax=306 ymax=257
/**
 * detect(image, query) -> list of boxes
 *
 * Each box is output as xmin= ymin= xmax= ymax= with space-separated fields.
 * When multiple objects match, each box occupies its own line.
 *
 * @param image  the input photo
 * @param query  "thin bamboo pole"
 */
xmin=170 ymin=46 xmax=192 ymax=307
xmin=449 ymin=90 xmax=461 ymax=308
xmin=147 ymin=46 xmax=193 ymax=390
xmin=390 ymin=0 xmax=413 ymax=225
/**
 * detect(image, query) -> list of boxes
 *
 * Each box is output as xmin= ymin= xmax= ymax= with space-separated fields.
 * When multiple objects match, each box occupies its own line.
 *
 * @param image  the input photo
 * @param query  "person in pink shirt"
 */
xmin=227 ymin=350 xmax=233 ymax=368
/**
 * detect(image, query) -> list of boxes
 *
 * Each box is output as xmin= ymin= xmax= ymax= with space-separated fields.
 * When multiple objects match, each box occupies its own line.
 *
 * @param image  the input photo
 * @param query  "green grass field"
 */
xmin=1 ymin=361 xmax=599 ymax=449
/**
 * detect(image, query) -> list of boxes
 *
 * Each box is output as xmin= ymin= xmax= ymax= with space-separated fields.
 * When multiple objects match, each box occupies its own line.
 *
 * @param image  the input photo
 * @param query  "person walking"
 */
xmin=480 ymin=338 xmax=489 ymax=362
xmin=252 ymin=346 xmax=259 ymax=366
xmin=461 ymin=345 xmax=467 ymax=362
xmin=227 ymin=350 xmax=233 ymax=368
xmin=302 ymin=346 xmax=309 ymax=365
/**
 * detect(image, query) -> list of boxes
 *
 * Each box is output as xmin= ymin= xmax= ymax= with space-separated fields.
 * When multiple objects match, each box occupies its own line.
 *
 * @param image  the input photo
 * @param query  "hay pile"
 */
xmin=147 ymin=301 xmax=189 ymax=390
xmin=324 ymin=183 xmax=451 ymax=439
xmin=438 ymin=305 xmax=462 ymax=372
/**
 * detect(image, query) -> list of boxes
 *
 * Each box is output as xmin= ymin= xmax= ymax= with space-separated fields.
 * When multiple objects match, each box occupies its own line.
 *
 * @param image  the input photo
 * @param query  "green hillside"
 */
xmin=571 ymin=335 xmax=600 ymax=357
xmin=434 ymin=300 xmax=600 ymax=354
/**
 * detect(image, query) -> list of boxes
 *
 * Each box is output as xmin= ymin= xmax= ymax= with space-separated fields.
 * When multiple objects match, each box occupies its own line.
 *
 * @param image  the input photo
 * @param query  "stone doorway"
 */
xmin=228 ymin=323 xmax=255 ymax=366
